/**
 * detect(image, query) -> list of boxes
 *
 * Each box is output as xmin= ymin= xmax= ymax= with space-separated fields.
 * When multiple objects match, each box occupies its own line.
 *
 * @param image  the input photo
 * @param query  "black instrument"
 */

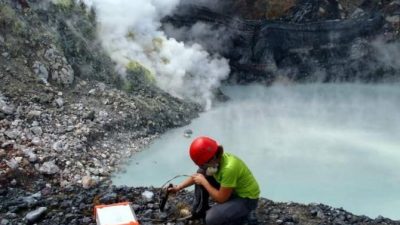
xmin=159 ymin=183 xmax=173 ymax=211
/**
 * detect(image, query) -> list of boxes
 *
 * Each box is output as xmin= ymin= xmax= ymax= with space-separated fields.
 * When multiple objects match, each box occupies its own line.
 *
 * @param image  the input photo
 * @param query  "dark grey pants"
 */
xmin=205 ymin=197 xmax=258 ymax=225
xmin=192 ymin=170 xmax=258 ymax=225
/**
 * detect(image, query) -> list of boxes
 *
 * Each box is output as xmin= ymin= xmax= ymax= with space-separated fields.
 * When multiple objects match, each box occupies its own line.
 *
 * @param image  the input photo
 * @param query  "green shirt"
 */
xmin=213 ymin=152 xmax=260 ymax=199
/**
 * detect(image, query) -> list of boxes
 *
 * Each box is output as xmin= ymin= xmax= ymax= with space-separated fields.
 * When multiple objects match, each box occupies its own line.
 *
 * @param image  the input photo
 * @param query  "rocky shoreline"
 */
xmin=0 ymin=76 xmax=200 ymax=224
xmin=2 ymin=178 xmax=400 ymax=225
xmin=1 ymin=78 xmax=400 ymax=225
xmin=1 ymin=0 xmax=400 ymax=224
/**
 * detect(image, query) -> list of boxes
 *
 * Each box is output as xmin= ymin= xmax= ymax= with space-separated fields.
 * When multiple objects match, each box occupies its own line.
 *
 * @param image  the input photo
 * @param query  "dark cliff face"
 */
xmin=190 ymin=0 xmax=388 ymax=21
xmin=163 ymin=0 xmax=400 ymax=84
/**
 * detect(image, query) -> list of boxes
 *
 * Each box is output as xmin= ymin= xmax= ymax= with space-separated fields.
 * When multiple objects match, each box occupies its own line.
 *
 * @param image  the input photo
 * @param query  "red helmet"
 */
xmin=189 ymin=136 xmax=219 ymax=166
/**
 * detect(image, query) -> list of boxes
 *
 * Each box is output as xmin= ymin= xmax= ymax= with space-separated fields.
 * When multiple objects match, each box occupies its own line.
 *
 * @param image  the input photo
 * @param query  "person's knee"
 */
xmin=205 ymin=208 xmax=222 ymax=225
xmin=205 ymin=198 xmax=252 ymax=225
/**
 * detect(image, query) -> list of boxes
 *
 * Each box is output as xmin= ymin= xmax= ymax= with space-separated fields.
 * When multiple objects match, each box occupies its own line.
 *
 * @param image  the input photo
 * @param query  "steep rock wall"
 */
xmin=164 ymin=1 xmax=400 ymax=83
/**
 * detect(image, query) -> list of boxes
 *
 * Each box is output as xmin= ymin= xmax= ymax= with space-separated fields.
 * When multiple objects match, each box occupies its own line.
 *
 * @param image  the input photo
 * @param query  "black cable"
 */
xmin=159 ymin=174 xmax=191 ymax=190
xmin=159 ymin=183 xmax=173 ymax=211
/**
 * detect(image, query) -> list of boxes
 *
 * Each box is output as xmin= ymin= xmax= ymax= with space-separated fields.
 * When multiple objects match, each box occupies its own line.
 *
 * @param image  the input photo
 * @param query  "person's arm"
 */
xmin=192 ymin=173 xmax=233 ymax=203
xmin=168 ymin=176 xmax=195 ymax=193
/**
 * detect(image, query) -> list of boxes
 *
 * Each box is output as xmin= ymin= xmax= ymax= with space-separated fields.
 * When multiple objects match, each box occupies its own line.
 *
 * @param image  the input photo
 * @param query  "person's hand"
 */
xmin=167 ymin=184 xmax=180 ymax=194
xmin=192 ymin=173 xmax=207 ymax=186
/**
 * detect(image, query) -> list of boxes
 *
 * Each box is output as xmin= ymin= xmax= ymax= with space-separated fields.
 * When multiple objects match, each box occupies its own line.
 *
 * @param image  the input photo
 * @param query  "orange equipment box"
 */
xmin=94 ymin=202 xmax=140 ymax=225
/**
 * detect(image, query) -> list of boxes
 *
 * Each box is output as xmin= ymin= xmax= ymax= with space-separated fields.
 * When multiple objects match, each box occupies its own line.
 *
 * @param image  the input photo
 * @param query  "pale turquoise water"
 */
xmin=113 ymin=83 xmax=400 ymax=220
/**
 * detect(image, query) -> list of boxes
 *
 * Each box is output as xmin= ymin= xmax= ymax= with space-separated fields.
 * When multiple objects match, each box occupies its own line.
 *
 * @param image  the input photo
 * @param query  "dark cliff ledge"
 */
xmin=164 ymin=2 xmax=400 ymax=84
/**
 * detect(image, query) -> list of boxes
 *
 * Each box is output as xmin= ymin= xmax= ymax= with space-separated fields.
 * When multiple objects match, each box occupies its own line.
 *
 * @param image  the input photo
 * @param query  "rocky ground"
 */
xmin=1 ymin=0 xmax=400 ymax=225
xmin=2 ymin=183 xmax=400 ymax=225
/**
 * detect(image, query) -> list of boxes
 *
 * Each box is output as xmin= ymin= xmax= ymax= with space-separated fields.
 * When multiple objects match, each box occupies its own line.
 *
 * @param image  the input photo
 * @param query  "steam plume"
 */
xmin=88 ymin=0 xmax=230 ymax=109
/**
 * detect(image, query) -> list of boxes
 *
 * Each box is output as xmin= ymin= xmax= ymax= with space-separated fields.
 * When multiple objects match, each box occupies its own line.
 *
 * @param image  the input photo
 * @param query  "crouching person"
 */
xmin=168 ymin=136 xmax=260 ymax=225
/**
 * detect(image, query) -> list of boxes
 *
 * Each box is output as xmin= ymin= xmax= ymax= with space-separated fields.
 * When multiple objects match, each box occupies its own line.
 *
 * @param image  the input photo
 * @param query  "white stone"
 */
xmin=141 ymin=190 xmax=154 ymax=202
xmin=5 ymin=158 xmax=18 ymax=170
xmin=1 ymin=140 xmax=15 ymax=148
xmin=55 ymin=98 xmax=64 ymax=107
xmin=4 ymin=130 xmax=18 ymax=139
xmin=26 ymin=207 xmax=47 ymax=223
xmin=88 ymin=89 xmax=96 ymax=95
xmin=39 ymin=161 xmax=60 ymax=175
xmin=31 ymin=137 xmax=41 ymax=145
xmin=1 ymin=105 xmax=14 ymax=115
xmin=30 ymin=126 xmax=43 ymax=136
xmin=32 ymin=61 xmax=49 ymax=82
xmin=386 ymin=15 xmax=400 ymax=23
xmin=27 ymin=110 xmax=42 ymax=118
xmin=23 ymin=149 xmax=37 ymax=162
xmin=52 ymin=141 xmax=64 ymax=152
xmin=82 ymin=176 xmax=96 ymax=189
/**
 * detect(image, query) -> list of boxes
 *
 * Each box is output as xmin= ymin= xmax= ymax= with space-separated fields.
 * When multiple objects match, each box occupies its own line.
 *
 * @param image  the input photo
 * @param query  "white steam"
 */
xmin=90 ymin=0 xmax=230 ymax=109
xmin=372 ymin=38 xmax=400 ymax=71
xmin=163 ymin=22 xmax=234 ymax=55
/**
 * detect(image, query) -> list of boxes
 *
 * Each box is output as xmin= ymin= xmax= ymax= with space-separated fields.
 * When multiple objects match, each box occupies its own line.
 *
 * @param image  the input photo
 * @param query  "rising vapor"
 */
xmin=86 ymin=0 xmax=230 ymax=109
